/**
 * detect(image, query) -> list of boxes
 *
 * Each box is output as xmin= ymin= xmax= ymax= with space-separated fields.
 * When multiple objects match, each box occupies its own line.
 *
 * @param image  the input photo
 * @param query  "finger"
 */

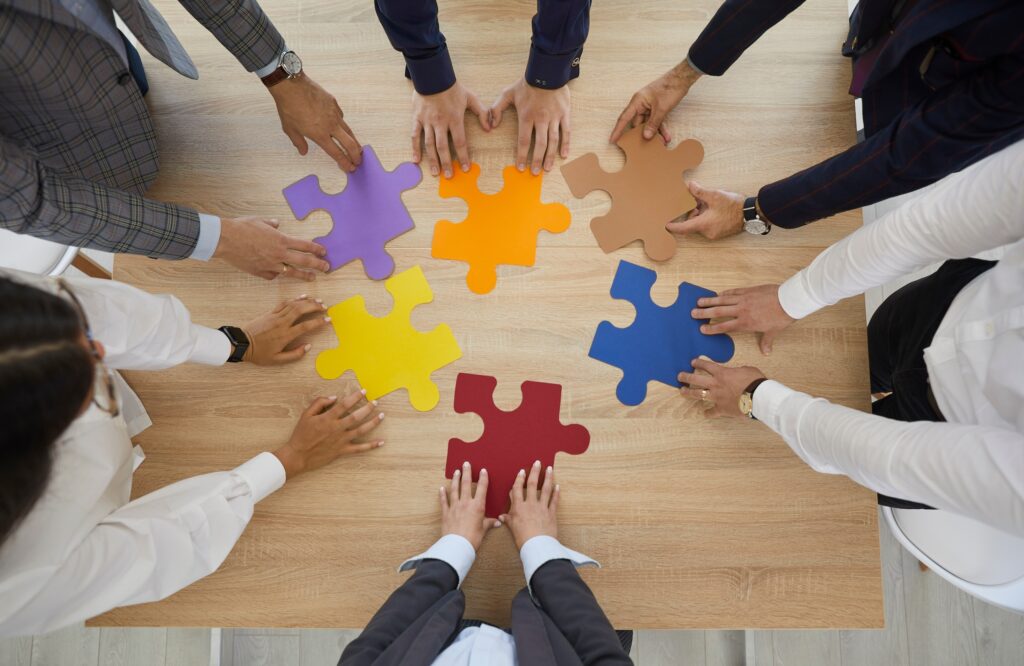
xmin=273 ymin=343 xmax=312 ymax=363
xmin=334 ymin=121 xmax=363 ymax=168
xmin=543 ymin=123 xmax=559 ymax=171
xmin=342 ymin=440 xmax=382 ymax=454
xmin=451 ymin=122 xmax=470 ymax=173
xmin=560 ymin=116 xmax=571 ymax=158
xmin=540 ymin=465 xmax=554 ymax=506
xmin=700 ymin=319 xmax=741 ymax=335
xmin=434 ymin=126 xmax=453 ymax=179
xmin=338 ymin=401 xmax=378 ymax=428
xmin=282 ymin=297 xmax=327 ymax=322
xmin=678 ymin=385 xmax=712 ymax=401
xmin=610 ymin=99 xmax=640 ymax=143
xmin=551 ymin=484 xmax=560 ymax=511
xmin=644 ymin=104 xmax=668 ymax=140
xmin=289 ymin=317 xmax=329 ymax=340
xmin=692 ymin=305 xmax=739 ymax=321
xmin=284 ymin=249 xmax=330 ymax=273
xmin=760 ymin=330 xmax=777 ymax=356
xmin=459 ymin=461 xmax=471 ymax=499
xmin=666 ymin=215 xmax=705 ymax=236
xmin=324 ymin=389 xmax=366 ymax=418
xmin=490 ymin=91 xmax=513 ymax=128
xmin=526 ymin=460 xmax=542 ymax=500
xmin=531 ymin=123 xmax=548 ymax=175
xmin=703 ymin=403 xmax=724 ymax=418
xmin=677 ymin=370 xmax=712 ymax=388
xmin=694 ymin=294 xmax=741 ymax=309
xmin=483 ymin=516 xmax=502 ymax=530
xmin=411 ymin=121 xmax=423 ymax=164
xmin=315 ymin=136 xmax=355 ymax=172
xmin=285 ymin=235 xmax=328 ymax=259
xmin=511 ymin=467 xmax=526 ymax=504
xmin=475 ymin=467 xmax=489 ymax=503
xmin=688 ymin=180 xmax=710 ymax=202
xmin=713 ymin=288 xmax=749 ymax=300
xmin=303 ymin=395 xmax=338 ymax=417
xmin=261 ymin=218 xmax=281 ymax=229
xmin=349 ymin=413 xmax=384 ymax=437
xmin=516 ymin=122 xmax=532 ymax=172
xmin=659 ymin=123 xmax=672 ymax=144
xmin=691 ymin=357 xmax=723 ymax=374
xmin=468 ymin=93 xmax=490 ymax=131
xmin=422 ymin=128 xmax=441 ymax=178
xmin=285 ymin=128 xmax=309 ymax=156
xmin=439 ymin=485 xmax=449 ymax=510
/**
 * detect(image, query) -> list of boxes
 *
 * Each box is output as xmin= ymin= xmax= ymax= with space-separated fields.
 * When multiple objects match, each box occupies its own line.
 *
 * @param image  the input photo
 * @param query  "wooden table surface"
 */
xmin=96 ymin=0 xmax=883 ymax=629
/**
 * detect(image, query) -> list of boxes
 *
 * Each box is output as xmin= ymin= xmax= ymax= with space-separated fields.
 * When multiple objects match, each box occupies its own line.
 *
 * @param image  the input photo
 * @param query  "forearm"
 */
xmin=687 ymin=0 xmax=806 ymax=76
xmin=374 ymin=0 xmax=455 ymax=95
xmin=754 ymin=381 xmax=1024 ymax=536
xmin=177 ymin=0 xmax=285 ymax=72
xmin=525 ymin=0 xmax=591 ymax=89
xmin=778 ymin=140 xmax=1024 ymax=319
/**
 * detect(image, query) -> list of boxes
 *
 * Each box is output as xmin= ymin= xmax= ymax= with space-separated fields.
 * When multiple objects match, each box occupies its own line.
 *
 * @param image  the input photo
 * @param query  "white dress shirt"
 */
xmin=762 ymin=140 xmax=1024 ymax=536
xmin=399 ymin=534 xmax=599 ymax=665
xmin=0 ymin=270 xmax=287 ymax=637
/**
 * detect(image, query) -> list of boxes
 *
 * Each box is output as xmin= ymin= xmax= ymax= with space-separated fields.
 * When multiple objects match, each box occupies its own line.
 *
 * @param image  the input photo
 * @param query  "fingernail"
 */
xmin=494 ymin=520 xmax=502 ymax=527
xmin=324 ymin=316 xmax=331 ymax=322
xmin=454 ymin=470 xmax=461 ymax=477
xmin=431 ymin=166 xmax=438 ymax=176
xmin=378 ymin=413 xmax=385 ymax=420
xmin=300 ymin=294 xmax=308 ymax=299
xmin=463 ymin=461 xmax=470 ymax=468
xmin=440 ymin=486 xmax=446 ymax=493
xmin=371 ymin=399 xmax=378 ymax=406
xmin=644 ymin=129 xmax=653 ymax=139
xmin=700 ymin=325 xmax=707 ymax=333
xmin=360 ymin=388 xmax=367 ymax=395
xmin=303 ymin=343 xmax=311 ymax=351
xmin=462 ymin=163 xmax=470 ymax=172
xmin=481 ymin=468 xmax=487 ymax=475
xmin=517 ymin=163 xmax=525 ymax=171
xmin=691 ymin=309 xmax=699 ymax=316
xmin=445 ymin=170 xmax=452 ymax=178
xmin=377 ymin=441 xmax=384 ymax=447
xmin=534 ymin=460 xmax=541 ymax=466
xmin=328 ymin=395 xmax=338 ymax=400
xmin=531 ymin=166 xmax=540 ymax=175
xmin=547 ymin=466 xmax=552 ymax=473
xmin=518 ymin=469 xmax=525 ymax=476
xmin=555 ymin=484 xmax=560 ymax=492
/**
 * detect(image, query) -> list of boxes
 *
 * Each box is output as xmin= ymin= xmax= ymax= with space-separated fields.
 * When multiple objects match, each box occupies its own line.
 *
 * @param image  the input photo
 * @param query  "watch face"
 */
xmin=738 ymin=393 xmax=754 ymax=416
xmin=281 ymin=51 xmax=302 ymax=76
xmin=744 ymin=218 xmax=768 ymax=235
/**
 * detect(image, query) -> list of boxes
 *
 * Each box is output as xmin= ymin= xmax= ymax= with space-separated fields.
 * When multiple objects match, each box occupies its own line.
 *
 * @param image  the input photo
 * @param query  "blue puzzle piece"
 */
xmin=589 ymin=260 xmax=735 ymax=406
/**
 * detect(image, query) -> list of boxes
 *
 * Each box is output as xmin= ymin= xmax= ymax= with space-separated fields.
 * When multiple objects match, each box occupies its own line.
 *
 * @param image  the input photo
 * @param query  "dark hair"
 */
xmin=0 ymin=276 xmax=94 ymax=546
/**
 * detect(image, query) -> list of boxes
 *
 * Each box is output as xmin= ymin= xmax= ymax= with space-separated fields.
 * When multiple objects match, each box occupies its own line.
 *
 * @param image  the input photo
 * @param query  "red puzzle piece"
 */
xmin=445 ymin=373 xmax=591 ymax=518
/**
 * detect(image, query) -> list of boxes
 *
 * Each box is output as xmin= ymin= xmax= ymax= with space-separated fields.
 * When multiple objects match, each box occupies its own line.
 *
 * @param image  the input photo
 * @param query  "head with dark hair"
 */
xmin=0 ymin=276 xmax=95 ymax=546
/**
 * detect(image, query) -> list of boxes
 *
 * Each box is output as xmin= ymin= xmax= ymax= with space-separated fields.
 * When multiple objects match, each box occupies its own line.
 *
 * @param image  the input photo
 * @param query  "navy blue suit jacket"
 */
xmin=375 ymin=0 xmax=591 ymax=95
xmin=688 ymin=0 xmax=1024 ymax=228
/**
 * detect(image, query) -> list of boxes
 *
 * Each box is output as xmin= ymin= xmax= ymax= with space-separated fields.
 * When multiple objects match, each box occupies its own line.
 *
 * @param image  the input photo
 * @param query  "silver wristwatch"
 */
xmin=742 ymin=196 xmax=771 ymax=236
xmin=261 ymin=50 xmax=303 ymax=88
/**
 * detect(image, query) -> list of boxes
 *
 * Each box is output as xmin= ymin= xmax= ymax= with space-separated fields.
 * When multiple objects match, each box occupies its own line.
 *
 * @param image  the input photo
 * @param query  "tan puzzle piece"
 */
xmin=561 ymin=126 xmax=704 ymax=261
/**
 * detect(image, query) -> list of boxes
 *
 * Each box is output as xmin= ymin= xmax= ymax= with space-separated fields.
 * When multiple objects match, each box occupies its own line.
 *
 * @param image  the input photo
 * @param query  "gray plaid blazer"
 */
xmin=0 ymin=0 xmax=284 ymax=258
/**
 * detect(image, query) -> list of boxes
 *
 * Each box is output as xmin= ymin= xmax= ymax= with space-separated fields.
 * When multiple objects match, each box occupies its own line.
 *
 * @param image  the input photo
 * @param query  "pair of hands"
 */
xmin=441 ymin=460 xmax=558 ymax=552
xmin=612 ymin=59 xmax=751 ymax=241
xmin=234 ymin=295 xmax=385 ymax=478
xmin=412 ymin=79 xmax=570 ymax=179
xmin=677 ymin=283 xmax=800 ymax=417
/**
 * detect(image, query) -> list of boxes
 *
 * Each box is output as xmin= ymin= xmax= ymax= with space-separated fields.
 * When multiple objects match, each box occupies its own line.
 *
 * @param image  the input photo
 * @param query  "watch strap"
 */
xmin=743 ymin=378 xmax=769 ymax=419
xmin=218 ymin=326 xmax=249 ymax=363
xmin=742 ymin=196 xmax=759 ymax=222
xmin=261 ymin=66 xmax=289 ymax=88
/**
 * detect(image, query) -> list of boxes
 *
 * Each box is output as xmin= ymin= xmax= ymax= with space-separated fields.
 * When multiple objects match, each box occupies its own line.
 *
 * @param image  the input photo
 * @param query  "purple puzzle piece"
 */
xmin=282 ymin=146 xmax=422 ymax=279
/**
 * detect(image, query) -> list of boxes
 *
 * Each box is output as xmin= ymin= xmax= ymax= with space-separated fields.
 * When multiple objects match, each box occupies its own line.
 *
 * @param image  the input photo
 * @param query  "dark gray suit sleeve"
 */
xmin=530 ymin=560 xmax=632 ymax=665
xmin=177 ymin=0 xmax=286 ymax=72
xmin=0 ymin=137 xmax=200 ymax=259
xmin=339 ymin=560 xmax=461 ymax=665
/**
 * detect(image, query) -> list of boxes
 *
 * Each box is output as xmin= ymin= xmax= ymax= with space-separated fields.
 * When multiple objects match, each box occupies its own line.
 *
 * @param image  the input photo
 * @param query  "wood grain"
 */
xmin=92 ymin=0 xmax=882 ymax=629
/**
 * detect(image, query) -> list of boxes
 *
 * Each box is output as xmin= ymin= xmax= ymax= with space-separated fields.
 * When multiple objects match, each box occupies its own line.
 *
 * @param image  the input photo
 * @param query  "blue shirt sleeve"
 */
xmin=526 ymin=0 xmax=592 ymax=89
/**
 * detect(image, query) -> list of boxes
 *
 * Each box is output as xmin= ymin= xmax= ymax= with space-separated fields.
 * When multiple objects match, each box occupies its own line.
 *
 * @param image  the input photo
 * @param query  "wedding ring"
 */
xmin=700 ymin=389 xmax=709 ymax=401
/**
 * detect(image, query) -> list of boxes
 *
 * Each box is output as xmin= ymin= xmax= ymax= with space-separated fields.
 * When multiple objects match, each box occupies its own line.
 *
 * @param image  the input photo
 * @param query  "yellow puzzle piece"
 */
xmin=432 ymin=163 xmax=571 ymax=294
xmin=315 ymin=265 xmax=462 ymax=411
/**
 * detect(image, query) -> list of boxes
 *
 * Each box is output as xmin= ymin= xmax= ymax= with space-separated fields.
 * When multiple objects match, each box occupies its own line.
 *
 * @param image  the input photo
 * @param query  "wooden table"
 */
xmin=96 ymin=0 xmax=883 ymax=629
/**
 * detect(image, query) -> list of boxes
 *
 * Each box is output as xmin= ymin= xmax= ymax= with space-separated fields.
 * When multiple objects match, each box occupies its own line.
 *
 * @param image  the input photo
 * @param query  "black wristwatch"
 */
xmin=738 ymin=378 xmax=769 ymax=420
xmin=742 ymin=197 xmax=771 ymax=236
xmin=219 ymin=326 xmax=250 ymax=363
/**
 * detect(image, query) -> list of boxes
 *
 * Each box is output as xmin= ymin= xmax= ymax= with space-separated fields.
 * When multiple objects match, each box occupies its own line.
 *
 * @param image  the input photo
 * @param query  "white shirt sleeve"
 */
xmin=520 ymin=535 xmax=599 ymax=595
xmin=6 ymin=452 xmax=286 ymax=635
xmin=188 ymin=213 xmax=222 ymax=261
xmin=753 ymin=380 xmax=1024 ymax=537
xmin=61 ymin=273 xmax=231 ymax=369
xmin=778 ymin=140 xmax=1024 ymax=320
xmin=398 ymin=534 xmax=477 ymax=587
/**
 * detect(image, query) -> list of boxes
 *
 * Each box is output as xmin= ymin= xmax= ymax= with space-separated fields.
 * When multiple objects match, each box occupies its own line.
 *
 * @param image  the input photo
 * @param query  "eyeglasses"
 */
xmin=57 ymin=279 xmax=120 ymax=418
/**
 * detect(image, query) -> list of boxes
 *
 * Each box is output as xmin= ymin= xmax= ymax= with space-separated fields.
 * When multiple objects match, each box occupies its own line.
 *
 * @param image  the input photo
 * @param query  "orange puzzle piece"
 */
xmin=561 ymin=126 xmax=704 ymax=262
xmin=432 ymin=163 xmax=571 ymax=294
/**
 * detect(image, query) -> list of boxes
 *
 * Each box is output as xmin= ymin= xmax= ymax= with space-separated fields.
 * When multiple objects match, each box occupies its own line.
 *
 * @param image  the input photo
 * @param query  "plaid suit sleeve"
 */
xmin=687 ymin=0 xmax=807 ymax=76
xmin=0 ymin=138 xmax=200 ymax=259
xmin=758 ymin=54 xmax=1024 ymax=228
xmin=177 ymin=0 xmax=286 ymax=72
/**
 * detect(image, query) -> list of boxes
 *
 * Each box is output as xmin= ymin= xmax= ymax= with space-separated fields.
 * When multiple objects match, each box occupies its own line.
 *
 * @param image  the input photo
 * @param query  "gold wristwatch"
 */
xmin=739 ymin=378 xmax=769 ymax=419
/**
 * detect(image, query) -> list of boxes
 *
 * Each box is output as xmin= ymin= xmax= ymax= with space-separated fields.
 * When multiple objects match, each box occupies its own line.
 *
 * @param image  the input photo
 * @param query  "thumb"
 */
xmin=483 ymin=517 xmax=502 ymax=530
xmin=688 ymin=180 xmax=709 ymax=201
xmin=285 ymin=128 xmax=309 ymax=156
xmin=490 ymin=92 xmax=513 ymax=128
xmin=468 ymin=94 xmax=491 ymax=131
xmin=666 ymin=214 xmax=703 ymax=236
xmin=759 ymin=330 xmax=776 ymax=356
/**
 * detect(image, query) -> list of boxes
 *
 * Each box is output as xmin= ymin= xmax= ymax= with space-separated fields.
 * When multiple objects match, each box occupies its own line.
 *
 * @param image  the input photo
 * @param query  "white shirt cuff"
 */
xmin=751 ymin=379 xmax=791 ymax=430
xmin=520 ymin=535 xmax=599 ymax=589
xmin=189 ymin=214 xmax=221 ymax=261
xmin=190 ymin=325 xmax=232 ymax=366
xmin=398 ymin=534 xmax=476 ymax=587
xmin=777 ymin=272 xmax=822 ymax=320
xmin=254 ymin=47 xmax=287 ymax=79
xmin=235 ymin=452 xmax=287 ymax=503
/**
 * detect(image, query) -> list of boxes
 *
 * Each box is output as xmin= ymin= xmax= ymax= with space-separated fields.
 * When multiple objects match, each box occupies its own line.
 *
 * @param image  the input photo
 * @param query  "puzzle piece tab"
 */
xmin=589 ymin=260 xmax=734 ymax=406
xmin=316 ymin=265 xmax=461 ymax=411
xmin=445 ymin=373 xmax=590 ymax=518
xmin=432 ymin=163 xmax=571 ymax=294
xmin=561 ymin=126 xmax=703 ymax=261
xmin=283 ymin=146 xmax=421 ymax=280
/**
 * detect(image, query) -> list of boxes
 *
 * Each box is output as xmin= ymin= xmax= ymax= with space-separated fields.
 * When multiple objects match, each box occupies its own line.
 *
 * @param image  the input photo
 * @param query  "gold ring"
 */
xmin=700 ymin=389 xmax=709 ymax=401
xmin=281 ymin=264 xmax=289 ymax=273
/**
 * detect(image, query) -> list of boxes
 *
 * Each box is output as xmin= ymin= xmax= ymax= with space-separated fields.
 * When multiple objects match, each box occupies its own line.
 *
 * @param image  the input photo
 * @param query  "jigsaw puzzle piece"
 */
xmin=432 ymin=164 xmax=571 ymax=294
xmin=282 ymin=146 xmax=421 ymax=280
xmin=314 ymin=265 xmax=461 ymax=411
xmin=445 ymin=373 xmax=590 ymax=517
xmin=589 ymin=261 xmax=734 ymax=406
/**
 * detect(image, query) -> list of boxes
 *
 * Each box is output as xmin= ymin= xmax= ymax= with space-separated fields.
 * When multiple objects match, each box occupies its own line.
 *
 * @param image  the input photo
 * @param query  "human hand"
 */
xmin=440 ymin=461 xmax=502 ymax=550
xmin=272 ymin=391 xmax=384 ymax=479
xmin=677 ymin=358 xmax=766 ymax=418
xmin=667 ymin=181 xmax=746 ymax=240
xmin=610 ymin=59 xmax=702 ymax=144
xmin=239 ymin=295 xmax=329 ymax=365
xmin=269 ymin=73 xmax=363 ymax=172
xmin=691 ymin=284 xmax=795 ymax=355
xmin=499 ymin=460 xmax=559 ymax=550
xmin=490 ymin=79 xmax=571 ymax=174
xmin=412 ymin=82 xmax=490 ymax=179
xmin=214 ymin=217 xmax=330 ymax=281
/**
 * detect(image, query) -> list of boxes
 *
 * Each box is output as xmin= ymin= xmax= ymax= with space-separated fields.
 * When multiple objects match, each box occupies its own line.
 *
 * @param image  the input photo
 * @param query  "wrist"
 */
xmin=272 ymin=444 xmax=304 ymax=479
xmin=240 ymin=327 xmax=254 ymax=362
xmin=213 ymin=217 xmax=236 ymax=258
xmin=674 ymin=59 xmax=702 ymax=86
